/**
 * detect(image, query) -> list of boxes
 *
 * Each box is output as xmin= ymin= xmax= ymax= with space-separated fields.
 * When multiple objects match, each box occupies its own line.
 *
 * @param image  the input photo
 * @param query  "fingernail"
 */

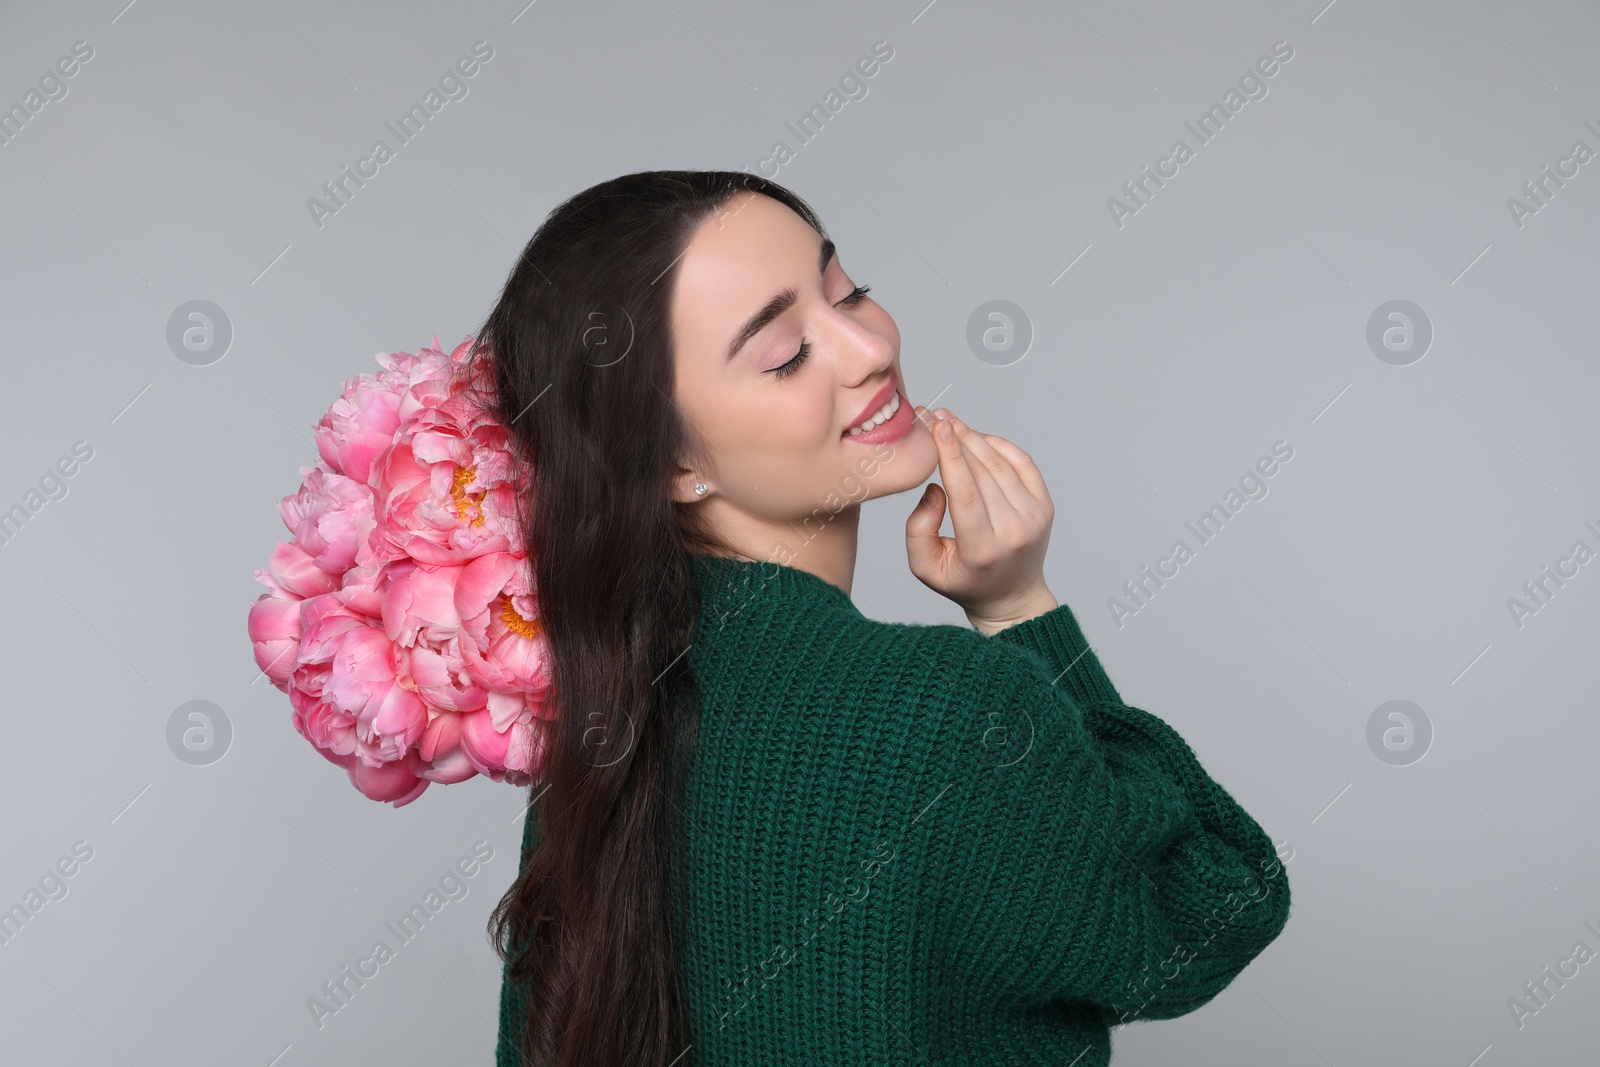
xmin=938 ymin=420 xmax=954 ymax=441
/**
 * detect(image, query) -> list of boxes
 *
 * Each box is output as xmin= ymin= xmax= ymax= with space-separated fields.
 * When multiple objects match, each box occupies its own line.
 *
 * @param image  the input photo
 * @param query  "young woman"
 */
xmin=479 ymin=170 xmax=1291 ymax=1067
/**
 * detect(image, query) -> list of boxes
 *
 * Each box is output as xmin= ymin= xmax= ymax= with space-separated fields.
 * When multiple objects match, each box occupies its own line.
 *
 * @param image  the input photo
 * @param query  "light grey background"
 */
xmin=2 ymin=0 xmax=1596 ymax=1063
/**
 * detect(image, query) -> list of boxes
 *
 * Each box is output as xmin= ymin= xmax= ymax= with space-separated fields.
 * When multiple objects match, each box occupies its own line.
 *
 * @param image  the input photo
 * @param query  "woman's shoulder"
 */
xmin=688 ymin=553 xmax=1063 ymax=713
xmin=807 ymin=609 xmax=1066 ymax=733
xmin=696 ymin=592 xmax=1046 ymax=703
xmin=854 ymin=611 xmax=1048 ymax=684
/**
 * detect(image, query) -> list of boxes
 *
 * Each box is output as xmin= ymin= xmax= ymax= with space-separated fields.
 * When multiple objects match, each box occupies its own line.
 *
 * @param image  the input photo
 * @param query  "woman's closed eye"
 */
xmin=769 ymin=284 xmax=873 ymax=380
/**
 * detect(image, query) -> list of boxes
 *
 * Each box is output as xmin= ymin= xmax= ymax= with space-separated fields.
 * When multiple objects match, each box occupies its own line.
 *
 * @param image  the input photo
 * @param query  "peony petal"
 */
xmin=381 ymin=564 xmax=464 ymax=646
xmin=420 ymin=744 xmax=478 ymax=784
xmin=418 ymin=711 xmax=462 ymax=762
xmin=458 ymin=708 xmax=511 ymax=772
xmin=267 ymin=541 xmax=340 ymax=599
xmin=346 ymin=750 xmax=429 ymax=806
xmin=455 ymin=551 xmax=520 ymax=622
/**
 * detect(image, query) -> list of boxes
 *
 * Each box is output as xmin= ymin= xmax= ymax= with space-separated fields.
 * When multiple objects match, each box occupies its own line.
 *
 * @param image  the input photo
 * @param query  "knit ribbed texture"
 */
xmin=495 ymin=553 xmax=1291 ymax=1066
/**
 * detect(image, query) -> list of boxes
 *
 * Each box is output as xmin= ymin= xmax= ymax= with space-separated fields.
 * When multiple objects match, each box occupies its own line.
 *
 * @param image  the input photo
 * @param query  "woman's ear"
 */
xmin=670 ymin=467 xmax=710 ymax=504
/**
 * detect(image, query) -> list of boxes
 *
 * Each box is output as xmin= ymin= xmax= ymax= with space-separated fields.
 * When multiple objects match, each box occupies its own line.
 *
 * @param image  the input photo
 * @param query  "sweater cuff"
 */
xmin=991 ymin=600 xmax=1124 ymax=709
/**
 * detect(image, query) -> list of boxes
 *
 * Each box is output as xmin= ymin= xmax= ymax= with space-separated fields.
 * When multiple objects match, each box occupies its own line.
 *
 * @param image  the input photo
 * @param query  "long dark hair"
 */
xmin=476 ymin=170 xmax=827 ymax=1067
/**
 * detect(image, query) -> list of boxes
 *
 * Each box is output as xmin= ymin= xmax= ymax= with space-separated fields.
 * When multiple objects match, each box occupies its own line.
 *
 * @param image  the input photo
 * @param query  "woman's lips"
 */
xmin=841 ymin=389 xmax=913 ymax=444
xmin=841 ymin=375 xmax=898 ymax=435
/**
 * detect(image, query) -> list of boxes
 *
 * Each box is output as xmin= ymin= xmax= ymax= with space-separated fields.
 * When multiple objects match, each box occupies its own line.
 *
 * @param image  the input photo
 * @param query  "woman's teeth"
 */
xmin=845 ymin=391 xmax=900 ymax=435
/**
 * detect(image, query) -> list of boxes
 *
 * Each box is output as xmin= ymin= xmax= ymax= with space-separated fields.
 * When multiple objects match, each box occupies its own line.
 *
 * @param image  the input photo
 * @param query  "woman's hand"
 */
xmin=905 ymin=406 xmax=1059 ymax=634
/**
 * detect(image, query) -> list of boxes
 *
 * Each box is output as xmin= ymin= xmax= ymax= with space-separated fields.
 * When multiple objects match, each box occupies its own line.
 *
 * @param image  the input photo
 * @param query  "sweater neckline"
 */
xmin=687 ymin=551 xmax=863 ymax=619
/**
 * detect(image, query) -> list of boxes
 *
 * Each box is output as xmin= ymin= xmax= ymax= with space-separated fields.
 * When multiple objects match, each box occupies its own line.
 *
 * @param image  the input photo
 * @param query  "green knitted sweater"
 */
xmin=495 ymin=552 xmax=1291 ymax=1065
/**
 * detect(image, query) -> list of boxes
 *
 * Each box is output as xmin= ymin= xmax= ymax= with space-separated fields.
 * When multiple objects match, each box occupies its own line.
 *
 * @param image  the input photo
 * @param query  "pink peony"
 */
xmin=247 ymin=335 xmax=553 ymax=807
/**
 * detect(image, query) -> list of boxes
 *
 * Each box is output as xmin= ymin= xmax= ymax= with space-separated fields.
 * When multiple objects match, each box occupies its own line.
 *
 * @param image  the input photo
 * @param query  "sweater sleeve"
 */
xmin=920 ymin=645 xmax=1291 ymax=1025
xmin=987 ymin=598 xmax=1124 ymax=710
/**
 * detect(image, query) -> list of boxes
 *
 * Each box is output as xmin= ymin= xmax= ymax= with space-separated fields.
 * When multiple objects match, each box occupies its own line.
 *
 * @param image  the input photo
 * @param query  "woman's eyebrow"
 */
xmin=725 ymin=237 xmax=837 ymax=363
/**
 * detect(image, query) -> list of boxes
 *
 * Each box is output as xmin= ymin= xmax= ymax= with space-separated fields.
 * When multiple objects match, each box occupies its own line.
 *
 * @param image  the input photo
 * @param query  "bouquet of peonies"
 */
xmin=247 ymin=336 xmax=553 ymax=807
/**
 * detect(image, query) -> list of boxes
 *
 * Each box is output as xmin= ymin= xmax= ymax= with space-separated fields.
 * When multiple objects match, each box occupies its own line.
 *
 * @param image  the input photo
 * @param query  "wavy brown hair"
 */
xmin=475 ymin=170 xmax=828 ymax=1067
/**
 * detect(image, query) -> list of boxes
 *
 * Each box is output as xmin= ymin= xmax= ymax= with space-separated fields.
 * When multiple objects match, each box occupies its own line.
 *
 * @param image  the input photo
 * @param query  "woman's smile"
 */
xmin=843 ymin=385 xmax=913 ymax=444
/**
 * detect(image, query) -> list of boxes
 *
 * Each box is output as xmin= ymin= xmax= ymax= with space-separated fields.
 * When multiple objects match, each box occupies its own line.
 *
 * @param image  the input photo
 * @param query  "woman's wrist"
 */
xmin=965 ymin=585 xmax=1060 ymax=636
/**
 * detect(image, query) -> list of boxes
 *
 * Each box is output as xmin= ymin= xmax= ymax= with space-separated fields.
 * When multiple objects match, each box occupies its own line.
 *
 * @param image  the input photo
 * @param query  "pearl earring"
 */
xmin=693 ymin=483 xmax=707 ymax=495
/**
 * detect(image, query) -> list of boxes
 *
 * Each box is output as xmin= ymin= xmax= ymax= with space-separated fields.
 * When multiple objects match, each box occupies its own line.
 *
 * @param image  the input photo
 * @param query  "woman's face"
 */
xmin=670 ymin=191 xmax=938 ymax=562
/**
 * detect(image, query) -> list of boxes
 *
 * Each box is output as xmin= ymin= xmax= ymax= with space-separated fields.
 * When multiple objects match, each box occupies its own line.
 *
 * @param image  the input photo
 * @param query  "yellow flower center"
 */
xmin=450 ymin=465 xmax=487 ymax=527
xmin=499 ymin=598 xmax=543 ymax=639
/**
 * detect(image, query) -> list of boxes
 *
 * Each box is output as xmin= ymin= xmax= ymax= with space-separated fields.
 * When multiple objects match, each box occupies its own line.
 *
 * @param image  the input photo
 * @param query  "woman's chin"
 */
xmin=846 ymin=430 xmax=939 ymax=501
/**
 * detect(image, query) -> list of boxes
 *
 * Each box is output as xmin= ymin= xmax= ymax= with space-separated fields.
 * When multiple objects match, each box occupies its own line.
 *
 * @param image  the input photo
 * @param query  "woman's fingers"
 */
xmin=945 ymin=415 xmax=1034 ymax=513
xmin=931 ymin=414 xmax=990 ymax=539
xmin=932 ymin=407 xmax=1049 ymax=512
xmin=943 ymin=417 xmax=1016 ymax=525
xmin=979 ymin=433 xmax=1052 ymax=512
